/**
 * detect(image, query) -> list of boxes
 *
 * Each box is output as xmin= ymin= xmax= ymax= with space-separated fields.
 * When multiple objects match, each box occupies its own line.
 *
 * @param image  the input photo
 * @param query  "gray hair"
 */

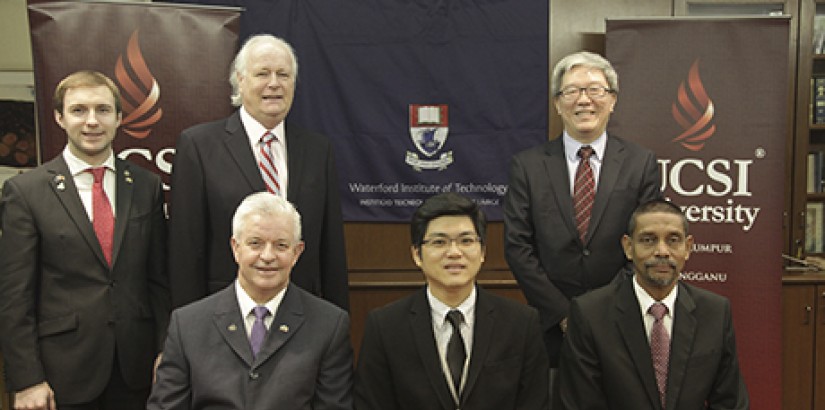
xmin=232 ymin=192 xmax=302 ymax=243
xmin=229 ymin=34 xmax=299 ymax=107
xmin=551 ymin=51 xmax=618 ymax=96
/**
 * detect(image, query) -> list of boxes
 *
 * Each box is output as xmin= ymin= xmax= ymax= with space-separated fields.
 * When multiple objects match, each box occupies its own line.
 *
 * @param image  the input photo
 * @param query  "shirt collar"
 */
xmin=63 ymin=146 xmax=115 ymax=177
xmin=562 ymin=131 xmax=607 ymax=163
xmin=235 ymin=280 xmax=286 ymax=318
xmin=632 ymin=274 xmax=678 ymax=318
xmin=240 ymin=106 xmax=286 ymax=146
xmin=427 ymin=286 xmax=477 ymax=328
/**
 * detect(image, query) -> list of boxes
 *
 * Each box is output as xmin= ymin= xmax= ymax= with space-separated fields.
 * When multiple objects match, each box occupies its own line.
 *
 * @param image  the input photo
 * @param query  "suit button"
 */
xmin=109 ymin=280 xmax=116 ymax=288
xmin=582 ymin=249 xmax=591 ymax=256
xmin=249 ymin=371 xmax=259 ymax=380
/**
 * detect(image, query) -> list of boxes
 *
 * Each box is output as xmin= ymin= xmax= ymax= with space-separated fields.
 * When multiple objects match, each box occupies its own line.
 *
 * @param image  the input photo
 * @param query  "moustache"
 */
xmin=644 ymin=258 xmax=677 ymax=269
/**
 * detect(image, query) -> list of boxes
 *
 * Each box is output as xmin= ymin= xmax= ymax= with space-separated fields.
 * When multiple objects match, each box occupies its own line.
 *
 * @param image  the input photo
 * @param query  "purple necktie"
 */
xmin=649 ymin=302 xmax=670 ymax=408
xmin=250 ymin=306 xmax=270 ymax=358
xmin=573 ymin=146 xmax=595 ymax=242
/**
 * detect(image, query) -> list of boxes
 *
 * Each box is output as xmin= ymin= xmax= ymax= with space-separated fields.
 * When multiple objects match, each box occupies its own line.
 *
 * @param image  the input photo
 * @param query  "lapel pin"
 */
xmin=279 ymin=324 xmax=289 ymax=333
xmin=53 ymin=175 xmax=65 ymax=191
xmin=124 ymin=170 xmax=133 ymax=184
xmin=228 ymin=324 xmax=238 ymax=332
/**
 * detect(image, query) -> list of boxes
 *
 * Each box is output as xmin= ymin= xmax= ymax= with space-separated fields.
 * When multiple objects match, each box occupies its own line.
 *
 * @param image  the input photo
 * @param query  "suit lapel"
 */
xmin=460 ymin=287 xmax=494 ymax=407
xmin=409 ymin=289 xmax=455 ymax=410
xmin=254 ymin=284 xmax=305 ymax=368
xmin=213 ymin=285 xmax=256 ymax=367
xmin=111 ymin=159 xmax=134 ymax=266
xmin=587 ymin=136 xmax=625 ymax=242
xmin=45 ymin=157 xmax=108 ymax=268
xmin=542 ymin=138 xmax=579 ymax=240
xmin=614 ymin=279 xmax=661 ymax=408
xmin=223 ymin=111 xmax=266 ymax=192
xmin=665 ymin=283 xmax=697 ymax=410
xmin=285 ymin=124 xmax=304 ymax=201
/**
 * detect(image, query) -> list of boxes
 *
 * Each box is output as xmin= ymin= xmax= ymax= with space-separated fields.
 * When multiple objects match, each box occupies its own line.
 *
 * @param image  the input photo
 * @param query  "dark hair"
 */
xmin=627 ymin=199 xmax=688 ymax=236
xmin=410 ymin=192 xmax=486 ymax=248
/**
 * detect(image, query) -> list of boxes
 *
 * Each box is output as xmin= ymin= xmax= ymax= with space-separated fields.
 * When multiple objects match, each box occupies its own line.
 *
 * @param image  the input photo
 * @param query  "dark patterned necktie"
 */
xmin=87 ymin=167 xmax=114 ymax=266
xmin=573 ymin=145 xmax=595 ymax=242
xmin=649 ymin=302 xmax=670 ymax=408
xmin=445 ymin=309 xmax=466 ymax=397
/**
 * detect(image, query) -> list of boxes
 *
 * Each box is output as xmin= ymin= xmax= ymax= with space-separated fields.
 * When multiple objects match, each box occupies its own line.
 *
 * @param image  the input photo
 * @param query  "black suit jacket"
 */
xmin=504 ymin=135 xmax=661 ymax=364
xmin=354 ymin=287 xmax=549 ymax=410
xmin=168 ymin=111 xmax=348 ymax=309
xmin=148 ymin=283 xmax=353 ymax=410
xmin=556 ymin=277 xmax=749 ymax=409
xmin=0 ymin=155 xmax=169 ymax=403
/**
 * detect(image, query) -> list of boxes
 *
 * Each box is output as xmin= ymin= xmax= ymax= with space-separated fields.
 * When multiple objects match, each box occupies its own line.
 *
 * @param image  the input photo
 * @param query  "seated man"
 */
xmin=355 ymin=192 xmax=549 ymax=410
xmin=148 ymin=192 xmax=352 ymax=410
xmin=556 ymin=199 xmax=749 ymax=409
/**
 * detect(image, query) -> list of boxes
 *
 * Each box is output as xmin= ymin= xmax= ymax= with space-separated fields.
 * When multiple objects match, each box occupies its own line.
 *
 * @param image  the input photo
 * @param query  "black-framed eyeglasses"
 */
xmin=421 ymin=235 xmax=482 ymax=251
xmin=556 ymin=85 xmax=615 ymax=101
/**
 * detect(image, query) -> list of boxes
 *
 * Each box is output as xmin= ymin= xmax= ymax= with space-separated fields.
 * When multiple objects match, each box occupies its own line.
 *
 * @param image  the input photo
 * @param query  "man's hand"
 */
xmin=14 ymin=382 xmax=56 ymax=410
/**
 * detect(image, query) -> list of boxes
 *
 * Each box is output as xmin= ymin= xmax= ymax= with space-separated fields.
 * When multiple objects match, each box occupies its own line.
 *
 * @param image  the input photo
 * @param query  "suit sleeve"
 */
xmin=516 ymin=309 xmax=550 ymax=410
xmin=146 ymin=311 xmax=192 ymax=410
xmin=168 ymin=130 xmax=209 ymax=308
xmin=313 ymin=309 xmax=354 ymax=410
xmin=353 ymin=311 xmax=398 ymax=410
xmin=0 ymin=178 xmax=47 ymax=391
xmin=146 ymin=174 xmax=171 ymax=349
xmin=706 ymin=300 xmax=750 ymax=409
xmin=556 ymin=298 xmax=609 ymax=410
xmin=319 ymin=145 xmax=350 ymax=311
xmin=504 ymin=154 xmax=570 ymax=329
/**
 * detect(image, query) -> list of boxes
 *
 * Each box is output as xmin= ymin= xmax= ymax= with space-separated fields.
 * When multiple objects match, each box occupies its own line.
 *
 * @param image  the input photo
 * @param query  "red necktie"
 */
xmin=259 ymin=132 xmax=282 ymax=195
xmin=573 ymin=146 xmax=595 ymax=242
xmin=649 ymin=302 xmax=670 ymax=409
xmin=88 ymin=167 xmax=114 ymax=266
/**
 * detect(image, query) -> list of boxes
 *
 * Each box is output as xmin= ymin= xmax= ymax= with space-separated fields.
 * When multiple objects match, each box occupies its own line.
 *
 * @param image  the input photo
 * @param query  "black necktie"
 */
xmin=445 ymin=309 xmax=466 ymax=396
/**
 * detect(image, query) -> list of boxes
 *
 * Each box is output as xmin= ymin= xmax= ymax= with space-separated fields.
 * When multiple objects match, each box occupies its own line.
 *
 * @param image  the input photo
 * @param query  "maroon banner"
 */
xmin=606 ymin=18 xmax=789 ymax=409
xmin=28 ymin=1 xmax=240 ymax=191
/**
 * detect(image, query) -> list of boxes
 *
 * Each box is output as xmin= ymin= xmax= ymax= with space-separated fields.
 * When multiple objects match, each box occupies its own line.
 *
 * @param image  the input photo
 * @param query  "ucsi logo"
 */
xmin=114 ymin=30 xmax=163 ymax=139
xmin=671 ymin=59 xmax=715 ymax=152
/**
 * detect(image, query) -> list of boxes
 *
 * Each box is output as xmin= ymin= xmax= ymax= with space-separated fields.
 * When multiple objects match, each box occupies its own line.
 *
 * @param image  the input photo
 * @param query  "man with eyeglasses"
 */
xmin=503 ymin=51 xmax=661 ymax=394
xmin=355 ymin=192 xmax=549 ymax=410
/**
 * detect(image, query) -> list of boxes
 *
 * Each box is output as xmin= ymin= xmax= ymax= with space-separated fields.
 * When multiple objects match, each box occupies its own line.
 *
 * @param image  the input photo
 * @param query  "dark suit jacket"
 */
xmin=354 ymin=287 xmax=549 ymax=410
xmin=147 ymin=283 xmax=353 ymax=410
xmin=503 ymin=135 xmax=661 ymax=364
xmin=556 ymin=277 xmax=749 ymax=410
xmin=168 ymin=111 xmax=349 ymax=310
xmin=0 ymin=155 xmax=169 ymax=403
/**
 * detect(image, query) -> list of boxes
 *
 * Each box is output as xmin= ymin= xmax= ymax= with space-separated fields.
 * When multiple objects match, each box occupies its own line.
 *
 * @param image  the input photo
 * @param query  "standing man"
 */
xmin=504 ymin=51 xmax=661 ymax=368
xmin=168 ymin=34 xmax=349 ymax=310
xmin=556 ymin=200 xmax=749 ymax=409
xmin=0 ymin=70 xmax=169 ymax=409
xmin=148 ymin=192 xmax=352 ymax=409
xmin=355 ymin=193 xmax=548 ymax=410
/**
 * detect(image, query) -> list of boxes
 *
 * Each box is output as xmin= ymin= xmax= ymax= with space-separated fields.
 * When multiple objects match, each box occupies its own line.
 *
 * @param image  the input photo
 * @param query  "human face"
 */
xmin=412 ymin=215 xmax=485 ymax=305
xmin=232 ymin=213 xmax=304 ymax=304
xmin=237 ymin=42 xmax=296 ymax=129
xmin=55 ymin=85 xmax=121 ymax=166
xmin=554 ymin=65 xmax=616 ymax=144
xmin=622 ymin=211 xmax=693 ymax=299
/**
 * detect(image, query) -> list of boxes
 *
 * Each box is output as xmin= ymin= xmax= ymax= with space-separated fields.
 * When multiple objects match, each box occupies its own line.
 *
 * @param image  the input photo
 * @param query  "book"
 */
xmin=814 ymin=77 xmax=825 ymax=124
xmin=809 ymin=151 xmax=824 ymax=193
xmin=806 ymin=202 xmax=825 ymax=254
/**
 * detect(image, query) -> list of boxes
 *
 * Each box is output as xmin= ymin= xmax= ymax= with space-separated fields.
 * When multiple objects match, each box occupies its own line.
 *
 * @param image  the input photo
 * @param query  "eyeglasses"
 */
xmin=556 ymin=85 xmax=615 ymax=102
xmin=421 ymin=235 xmax=482 ymax=251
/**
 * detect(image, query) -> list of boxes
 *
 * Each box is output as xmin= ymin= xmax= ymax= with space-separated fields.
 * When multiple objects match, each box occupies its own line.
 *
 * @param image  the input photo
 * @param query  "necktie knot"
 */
xmin=578 ymin=145 xmax=594 ymax=160
xmin=253 ymin=305 xmax=270 ymax=321
xmin=649 ymin=302 xmax=668 ymax=321
xmin=87 ymin=167 xmax=106 ymax=183
xmin=446 ymin=309 xmax=464 ymax=329
xmin=261 ymin=131 xmax=276 ymax=145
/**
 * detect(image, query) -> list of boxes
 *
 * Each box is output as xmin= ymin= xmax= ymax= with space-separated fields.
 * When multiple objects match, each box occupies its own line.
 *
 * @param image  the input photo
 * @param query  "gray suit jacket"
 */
xmin=168 ymin=111 xmax=349 ymax=310
xmin=0 ymin=155 xmax=169 ymax=403
xmin=556 ymin=277 xmax=749 ymax=410
xmin=504 ymin=135 xmax=661 ymax=364
xmin=148 ymin=283 xmax=353 ymax=410
xmin=354 ymin=287 xmax=549 ymax=410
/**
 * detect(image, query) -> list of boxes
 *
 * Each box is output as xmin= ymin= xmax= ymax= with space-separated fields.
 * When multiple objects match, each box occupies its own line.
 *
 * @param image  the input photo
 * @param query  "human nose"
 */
xmin=653 ymin=239 xmax=671 ymax=256
xmin=260 ymin=243 xmax=278 ymax=261
xmin=85 ymin=111 xmax=100 ymax=125
xmin=574 ymin=88 xmax=593 ymax=103
xmin=267 ymin=73 xmax=282 ymax=87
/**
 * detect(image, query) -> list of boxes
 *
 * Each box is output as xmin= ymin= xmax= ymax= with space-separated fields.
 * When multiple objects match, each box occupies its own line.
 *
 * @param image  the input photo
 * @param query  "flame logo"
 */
xmin=671 ymin=60 xmax=715 ymax=151
xmin=114 ymin=30 xmax=162 ymax=139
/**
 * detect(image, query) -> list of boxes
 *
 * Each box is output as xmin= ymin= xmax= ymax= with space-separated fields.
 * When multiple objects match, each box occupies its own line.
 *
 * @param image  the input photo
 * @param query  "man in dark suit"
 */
xmin=556 ymin=199 xmax=749 ymax=409
xmin=355 ymin=193 xmax=548 ymax=410
xmin=168 ymin=34 xmax=349 ymax=311
xmin=0 ymin=71 xmax=169 ymax=410
xmin=504 ymin=51 xmax=661 ymax=368
xmin=148 ymin=192 xmax=352 ymax=409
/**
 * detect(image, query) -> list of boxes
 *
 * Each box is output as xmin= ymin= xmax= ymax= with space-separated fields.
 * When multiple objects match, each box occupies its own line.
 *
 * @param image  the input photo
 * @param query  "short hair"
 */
xmin=551 ymin=51 xmax=619 ymax=96
xmin=53 ymin=70 xmax=122 ymax=114
xmin=410 ymin=192 xmax=486 ymax=248
xmin=232 ymin=192 xmax=302 ymax=243
xmin=626 ymin=199 xmax=688 ymax=237
xmin=229 ymin=34 xmax=299 ymax=107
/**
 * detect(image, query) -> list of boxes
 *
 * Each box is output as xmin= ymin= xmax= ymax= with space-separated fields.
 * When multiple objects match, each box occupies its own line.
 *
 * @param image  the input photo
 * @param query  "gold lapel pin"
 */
xmin=124 ymin=170 xmax=133 ymax=184
xmin=228 ymin=324 xmax=238 ymax=332
xmin=279 ymin=325 xmax=289 ymax=333
xmin=54 ymin=175 xmax=65 ymax=191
